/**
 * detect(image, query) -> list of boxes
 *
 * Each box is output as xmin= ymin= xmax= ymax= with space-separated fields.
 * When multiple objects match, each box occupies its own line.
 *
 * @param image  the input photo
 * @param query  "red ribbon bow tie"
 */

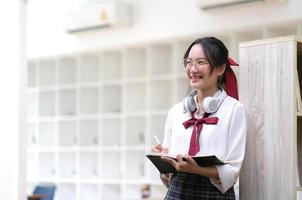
xmin=183 ymin=113 xmax=219 ymax=156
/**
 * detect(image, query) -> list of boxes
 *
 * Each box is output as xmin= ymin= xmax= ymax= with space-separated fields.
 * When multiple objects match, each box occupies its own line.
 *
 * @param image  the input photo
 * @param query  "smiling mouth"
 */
xmin=190 ymin=75 xmax=203 ymax=80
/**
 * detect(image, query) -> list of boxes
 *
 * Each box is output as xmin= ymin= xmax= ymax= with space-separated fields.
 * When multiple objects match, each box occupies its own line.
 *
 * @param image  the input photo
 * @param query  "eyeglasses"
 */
xmin=183 ymin=58 xmax=209 ymax=69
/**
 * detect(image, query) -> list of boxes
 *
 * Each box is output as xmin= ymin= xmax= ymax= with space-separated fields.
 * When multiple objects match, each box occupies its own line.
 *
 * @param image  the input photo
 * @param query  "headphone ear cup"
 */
xmin=203 ymin=97 xmax=219 ymax=113
xmin=187 ymin=95 xmax=196 ymax=112
xmin=183 ymin=90 xmax=197 ymax=113
xmin=182 ymin=97 xmax=189 ymax=113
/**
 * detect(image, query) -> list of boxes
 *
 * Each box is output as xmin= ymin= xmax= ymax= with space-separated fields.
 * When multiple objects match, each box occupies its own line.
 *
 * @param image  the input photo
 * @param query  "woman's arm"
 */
xmin=160 ymin=173 xmax=173 ymax=188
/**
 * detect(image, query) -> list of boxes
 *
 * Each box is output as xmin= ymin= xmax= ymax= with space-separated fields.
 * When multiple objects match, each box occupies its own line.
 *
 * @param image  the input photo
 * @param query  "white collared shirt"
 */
xmin=162 ymin=95 xmax=247 ymax=193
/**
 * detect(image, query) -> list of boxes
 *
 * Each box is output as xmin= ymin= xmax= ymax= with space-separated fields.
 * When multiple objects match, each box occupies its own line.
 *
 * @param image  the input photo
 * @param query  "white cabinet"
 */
xmin=26 ymin=45 xmax=187 ymax=199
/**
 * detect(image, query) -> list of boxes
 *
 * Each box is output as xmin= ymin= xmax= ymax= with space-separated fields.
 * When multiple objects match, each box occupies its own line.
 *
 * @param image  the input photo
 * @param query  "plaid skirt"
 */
xmin=164 ymin=172 xmax=235 ymax=200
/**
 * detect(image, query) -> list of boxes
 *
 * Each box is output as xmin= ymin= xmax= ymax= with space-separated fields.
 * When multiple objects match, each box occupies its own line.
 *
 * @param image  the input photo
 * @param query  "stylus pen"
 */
xmin=153 ymin=134 xmax=161 ymax=144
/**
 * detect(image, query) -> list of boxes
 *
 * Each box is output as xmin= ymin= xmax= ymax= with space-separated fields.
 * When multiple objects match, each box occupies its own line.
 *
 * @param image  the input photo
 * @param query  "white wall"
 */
xmin=27 ymin=0 xmax=302 ymax=58
xmin=0 ymin=0 xmax=26 ymax=199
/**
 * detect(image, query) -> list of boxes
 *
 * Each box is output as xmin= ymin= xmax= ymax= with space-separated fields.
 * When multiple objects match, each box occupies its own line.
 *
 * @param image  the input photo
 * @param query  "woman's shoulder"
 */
xmin=169 ymin=101 xmax=185 ymax=113
xmin=223 ymin=96 xmax=245 ymax=114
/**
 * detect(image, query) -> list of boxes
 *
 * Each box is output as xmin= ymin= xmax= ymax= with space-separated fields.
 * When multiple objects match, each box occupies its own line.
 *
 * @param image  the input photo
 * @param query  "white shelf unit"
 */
xmin=27 ymin=24 xmax=302 ymax=200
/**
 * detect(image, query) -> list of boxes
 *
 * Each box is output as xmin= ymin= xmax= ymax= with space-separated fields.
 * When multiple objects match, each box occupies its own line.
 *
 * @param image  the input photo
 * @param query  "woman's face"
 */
xmin=185 ymin=44 xmax=223 ymax=92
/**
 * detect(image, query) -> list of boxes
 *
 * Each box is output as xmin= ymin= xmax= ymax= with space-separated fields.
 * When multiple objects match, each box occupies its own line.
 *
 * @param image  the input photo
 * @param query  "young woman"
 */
xmin=151 ymin=37 xmax=246 ymax=199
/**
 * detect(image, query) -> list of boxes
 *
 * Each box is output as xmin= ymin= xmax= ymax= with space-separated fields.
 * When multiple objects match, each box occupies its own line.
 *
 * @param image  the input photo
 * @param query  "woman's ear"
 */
xmin=217 ymin=64 xmax=226 ymax=76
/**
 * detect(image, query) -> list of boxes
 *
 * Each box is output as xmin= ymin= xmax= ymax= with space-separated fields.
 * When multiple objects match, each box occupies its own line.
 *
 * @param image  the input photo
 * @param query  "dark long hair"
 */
xmin=183 ymin=37 xmax=232 ymax=89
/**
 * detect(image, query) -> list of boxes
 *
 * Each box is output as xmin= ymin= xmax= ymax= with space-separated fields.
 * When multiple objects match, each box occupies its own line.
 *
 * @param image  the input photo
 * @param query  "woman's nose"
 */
xmin=189 ymin=64 xmax=199 ymax=73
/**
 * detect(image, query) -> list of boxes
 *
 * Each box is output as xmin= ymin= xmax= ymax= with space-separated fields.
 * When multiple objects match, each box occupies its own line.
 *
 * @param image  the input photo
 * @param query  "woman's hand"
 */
xmin=160 ymin=173 xmax=173 ymax=188
xmin=162 ymin=154 xmax=220 ymax=179
xmin=161 ymin=154 xmax=199 ymax=174
xmin=150 ymin=144 xmax=171 ymax=187
xmin=151 ymin=144 xmax=168 ymax=154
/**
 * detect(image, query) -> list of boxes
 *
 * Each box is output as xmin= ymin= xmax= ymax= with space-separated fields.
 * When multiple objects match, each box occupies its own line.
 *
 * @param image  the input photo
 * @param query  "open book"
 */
xmin=146 ymin=152 xmax=225 ymax=174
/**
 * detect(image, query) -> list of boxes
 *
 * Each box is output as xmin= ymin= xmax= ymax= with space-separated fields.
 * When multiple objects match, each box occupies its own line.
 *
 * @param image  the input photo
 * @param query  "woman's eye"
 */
xmin=197 ymin=61 xmax=204 ymax=65
xmin=186 ymin=60 xmax=192 ymax=65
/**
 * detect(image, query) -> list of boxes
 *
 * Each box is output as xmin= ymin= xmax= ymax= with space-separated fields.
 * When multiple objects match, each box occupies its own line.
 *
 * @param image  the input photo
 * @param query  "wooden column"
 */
xmin=239 ymin=37 xmax=298 ymax=200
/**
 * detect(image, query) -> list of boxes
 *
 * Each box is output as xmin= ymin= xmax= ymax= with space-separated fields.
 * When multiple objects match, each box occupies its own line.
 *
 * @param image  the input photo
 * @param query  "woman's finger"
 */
xmin=176 ymin=155 xmax=184 ymax=163
xmin=151 ymin=144 xmax=163 ymax=153
xmin=162 ymin=147 xmax=169 ymax=154
xmin=184 ymin=154 xmax=197 ymax=165
xmin=161 ymin=156 xmax=177 ymax=167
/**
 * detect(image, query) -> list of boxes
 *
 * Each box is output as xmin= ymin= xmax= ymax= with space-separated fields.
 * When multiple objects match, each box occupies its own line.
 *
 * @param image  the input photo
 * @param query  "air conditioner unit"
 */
xmin=197 ymin=0 xmax=287 ymax=9
xmin=65 ymin=2 xmax=131 ymax=33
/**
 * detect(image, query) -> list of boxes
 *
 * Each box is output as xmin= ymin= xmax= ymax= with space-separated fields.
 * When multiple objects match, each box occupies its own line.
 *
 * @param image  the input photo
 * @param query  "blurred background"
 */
xmin=23 ymin=0 xmax=302 ymax=199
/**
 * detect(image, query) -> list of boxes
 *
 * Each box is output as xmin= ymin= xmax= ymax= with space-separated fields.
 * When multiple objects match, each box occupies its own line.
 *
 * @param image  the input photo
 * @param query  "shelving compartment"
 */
xmin=101 ymin=151 xmax=121 ymax=180
xmin=124 ymin=48 xmax=146 ymax=78
xmin=59 ymin=89 xmax=76 ymax=115
xmin=123 ymin=184 xmax=141 ymax=199
xmin=79 ymin=119 xmax=98 ymax=146
xmin=150 ymin=80 xmax=172 ymax=111
xmin=125 ymin=82 xmax=146 ymax=112
xmin=58 ymin=120 xmax=77 ymax=146
xmin=38 ymin=121 xmax=55 ymax=147
xmin=175 ymin=77 xmax=189 ymax=102
xmin=101 ymin=84 xmax=122 ymax=113
xmin=57 ymin=183 xmax=76 ymax=200
xmin=79 ymin=54 xmax=99 ymax=82
xmin=39 ymin=91 xmax=56 ymax=116
xmin=149 ymin=114 xmax=166 ymax=144
xmin=149 ymin=44 xmax=172 ymax=76
xmin=79 ymin=87 xmax=99 ymax=114
xmin=148 ymin=114 xmax=166 ymax=180
xmin=79 ymin=184 xmax=98 ymax=200
xmin=102 ymin=184 xmax=121 ymax=199
xmin=79 ymin=152 xmax=98 ymax=179
xmin=149 ymin=184 xmax=167 ymax=199
xmin=38 ymin=152 xmax=56 ymax=179
xmin=124 ymin=150 xmax=145 ymax=180
xmin=37 ymin=59 xmax=56 ymax=87
xmin=27 ymin=152 xmax=38 ymax=180
xmin=58 ymin=152 xmax=76 ymax=178
xmin=27 ymin=123 xmax=37 ymax=147
xmin=174 ymin=41 xmax=191 ymax=74
xmin=27 ymin=92 xmax=38 ymax=118
xmin=101 ymin=118 xmax=121 ymax=147
xmin=58 ymin=56 xmax=77 ymax=84
xmin=100 ymin=51 xmax=122 ymax=80
xmin=125 ymin=116 xmax=145 ymax=146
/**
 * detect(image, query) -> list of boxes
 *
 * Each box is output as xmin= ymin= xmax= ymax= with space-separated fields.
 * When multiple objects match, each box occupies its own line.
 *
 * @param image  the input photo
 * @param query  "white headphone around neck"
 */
xmin=182 ymin=89 xmax=227 ymax=114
